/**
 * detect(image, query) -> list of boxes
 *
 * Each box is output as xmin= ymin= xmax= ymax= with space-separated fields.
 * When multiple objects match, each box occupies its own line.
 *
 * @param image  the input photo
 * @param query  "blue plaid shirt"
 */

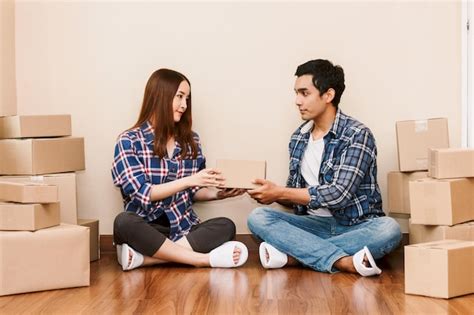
xmin=287 ymin=109 xmax=384 ymax=225
xmin=111 ymin=122 xmax=205 ymax=241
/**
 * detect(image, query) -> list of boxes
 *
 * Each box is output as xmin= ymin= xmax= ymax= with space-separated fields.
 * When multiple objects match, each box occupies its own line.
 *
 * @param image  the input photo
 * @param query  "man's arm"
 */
xmin=247 ymin=178 xmax=309 ymax=206
xmin=248 ymin=128 xmax=376 ymax=209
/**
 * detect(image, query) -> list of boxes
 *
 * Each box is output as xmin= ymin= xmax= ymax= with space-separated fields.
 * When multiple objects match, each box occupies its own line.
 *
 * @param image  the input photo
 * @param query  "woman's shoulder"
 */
xmin=116 ymin=126 xmax=144 ymax=145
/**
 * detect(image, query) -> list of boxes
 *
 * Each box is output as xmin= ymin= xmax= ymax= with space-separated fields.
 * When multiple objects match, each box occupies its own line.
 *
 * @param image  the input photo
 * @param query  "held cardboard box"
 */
xmin=387 ymin=171 xmax=428 ymax=214
xmin=0 ymin=224 xmax=90 ymax=296
xmin=215 ymin=159 xmax=266 ymax=189
xmin=405 ymin=240 xmax=474 ymax=298
xmin=429 ymin=148 xmax=474 ymax=179
xmin=0 ymin=181 xmax=58 ymax=203
xmin=409 ymin=178 xmax=474 ymax=226
xmin=78 ymin=219 xmax=99 ymax=261
xmin=0 ymin=173 xmax=78 ymax=224
xmin=409 ymin=220 xmax=474 ymax=244
xmin=0 ymin=202 xmax=60 ymax=231
xmin=0 ymin=137 xmax=85 ymax=175
xmin=0 ymin=115 xmax=71 ymax=139
xmin=396 ymin=118 xmax=449 ymax=172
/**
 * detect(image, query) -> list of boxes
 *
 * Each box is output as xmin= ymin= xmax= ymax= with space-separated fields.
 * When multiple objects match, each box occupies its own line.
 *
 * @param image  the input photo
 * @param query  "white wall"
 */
xmin=15 ymin=1 xmax=461 ymax=234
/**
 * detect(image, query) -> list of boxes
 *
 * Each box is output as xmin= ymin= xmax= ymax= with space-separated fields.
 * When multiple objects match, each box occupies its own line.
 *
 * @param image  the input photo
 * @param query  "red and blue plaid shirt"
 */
xmin=287 ymin=109 xmax=385 ymax=225
xmin=112 ymin=121 xmax=204 ymax=241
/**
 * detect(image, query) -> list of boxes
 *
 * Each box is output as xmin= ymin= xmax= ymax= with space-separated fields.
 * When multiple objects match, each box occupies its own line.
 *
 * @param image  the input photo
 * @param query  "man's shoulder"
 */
xmin=339 ymin=112 xmax=374 ymax=141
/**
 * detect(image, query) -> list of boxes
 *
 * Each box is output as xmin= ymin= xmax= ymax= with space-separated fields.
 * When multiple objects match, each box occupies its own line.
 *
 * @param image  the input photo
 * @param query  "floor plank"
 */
xmin=1 ymin=248 xmax=473 ymax=314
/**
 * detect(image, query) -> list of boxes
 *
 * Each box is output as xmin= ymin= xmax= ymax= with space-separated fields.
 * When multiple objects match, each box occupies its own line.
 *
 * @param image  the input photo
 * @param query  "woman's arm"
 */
xmin=193 ymin=188 xmax=246 ymax=202
xmin=150 ymin=168 xmax=224 ymax=202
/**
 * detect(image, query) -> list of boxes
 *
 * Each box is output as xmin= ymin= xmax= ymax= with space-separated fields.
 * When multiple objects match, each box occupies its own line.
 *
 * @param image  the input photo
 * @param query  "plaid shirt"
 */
xmin=287 ymin=109 xmax=384 ymax=225
xmin=111 ymin=121 xmax=205 ymax=241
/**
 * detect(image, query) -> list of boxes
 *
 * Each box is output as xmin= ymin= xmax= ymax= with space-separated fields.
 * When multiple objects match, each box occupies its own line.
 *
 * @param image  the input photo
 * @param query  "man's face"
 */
xmin=294 ymin=74 xmax=330 ymax=121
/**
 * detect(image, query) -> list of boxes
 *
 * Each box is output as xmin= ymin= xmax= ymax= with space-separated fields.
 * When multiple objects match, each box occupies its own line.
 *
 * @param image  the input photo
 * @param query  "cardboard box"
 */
xmin=429 ymin=148 xmax=474 ymax=179
xmin=0 ymin=173 xmax=78 ymax=224
xmin=0 ymin=137 xmax=85 ymax=175
xmin=0 ymin=202 xmax=60 ymax=231
xmin=409 ymin=178 xmax=474 ymax=226
xmin=389 ymin=212 xmax=410 ymax=234
xmin=216 ymin=159 xmax=266 ymax=189
xmin=387 ymin=171 xmax=428 ymax=214
xmin=0 ymin=224 xmax=90 ymax=296
xmin=405 ymin=240 xmax=474 ymax=298
xmin=409 ymin=220 xmax=474 ymax=244
xmin=0 ymin=115 xmax=71 ymax=139
xmin=0 ymin=181 xmax=58 ymax=203
xmin=0 ymin=102 xmax=16 ymax=117
xmin=396 ymin=118 xmax=449 ymax=172
xmin=78 ymin=219 xmax=99 ymax=262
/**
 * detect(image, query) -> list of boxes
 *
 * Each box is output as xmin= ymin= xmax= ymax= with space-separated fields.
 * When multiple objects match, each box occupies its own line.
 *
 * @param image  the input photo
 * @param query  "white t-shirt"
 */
xmin=301 ymin=135 xmax=333 ymax=217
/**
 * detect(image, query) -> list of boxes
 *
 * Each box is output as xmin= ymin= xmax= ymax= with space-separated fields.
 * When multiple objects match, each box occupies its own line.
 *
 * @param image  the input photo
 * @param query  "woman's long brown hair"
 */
xmin=132 ymin=69 xmax=198 ymax=159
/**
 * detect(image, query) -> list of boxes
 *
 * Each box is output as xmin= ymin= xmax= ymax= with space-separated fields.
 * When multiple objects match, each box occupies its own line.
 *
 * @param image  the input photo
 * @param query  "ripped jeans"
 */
xmin=247 ymin=207 xmax=402 ymax=273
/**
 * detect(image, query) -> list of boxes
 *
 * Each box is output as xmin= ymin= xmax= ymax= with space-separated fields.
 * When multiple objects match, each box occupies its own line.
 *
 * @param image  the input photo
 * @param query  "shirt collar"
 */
xmin=299 ymin=108 xmax=347 ymax=138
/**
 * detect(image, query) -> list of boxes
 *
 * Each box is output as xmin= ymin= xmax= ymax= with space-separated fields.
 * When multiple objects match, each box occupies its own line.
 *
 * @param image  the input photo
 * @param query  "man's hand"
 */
xmin=247 ymin=178 xmax=282 ymax=204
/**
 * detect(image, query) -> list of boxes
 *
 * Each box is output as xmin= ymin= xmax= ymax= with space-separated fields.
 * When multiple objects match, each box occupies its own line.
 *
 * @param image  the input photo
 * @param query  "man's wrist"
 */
xmin=275 ymin=186 xmax=287 ymax=202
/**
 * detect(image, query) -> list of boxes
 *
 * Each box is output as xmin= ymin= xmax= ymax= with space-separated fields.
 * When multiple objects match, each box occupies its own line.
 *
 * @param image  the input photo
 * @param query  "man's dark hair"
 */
xmin=295 ymin=59 xmax=345 ymax=107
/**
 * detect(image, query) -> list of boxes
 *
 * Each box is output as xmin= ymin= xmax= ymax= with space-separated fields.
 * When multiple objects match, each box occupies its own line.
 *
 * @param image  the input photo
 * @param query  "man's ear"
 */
xmin=325 ymin=88 xmax=335 ymax=104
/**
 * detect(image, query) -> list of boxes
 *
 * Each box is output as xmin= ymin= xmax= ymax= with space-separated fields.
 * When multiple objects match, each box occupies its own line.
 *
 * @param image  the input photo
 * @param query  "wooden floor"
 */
xmin=1 ymin=248 xmax=473 ymax=314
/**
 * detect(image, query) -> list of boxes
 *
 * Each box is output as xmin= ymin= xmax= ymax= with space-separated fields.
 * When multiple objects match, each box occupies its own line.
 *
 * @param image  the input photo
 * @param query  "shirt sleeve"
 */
xmin=188 ymin=133 xmax=206 ymax=198
xmin=307 ymin=128 xmax=376 ymax=210
xmin=111 ymin=134 xmax=153 ymax=212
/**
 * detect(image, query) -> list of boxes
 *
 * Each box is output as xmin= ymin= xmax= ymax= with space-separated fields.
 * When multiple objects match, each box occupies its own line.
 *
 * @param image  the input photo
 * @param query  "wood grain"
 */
xmin=1 ymin=245 xmax=472 ymax=314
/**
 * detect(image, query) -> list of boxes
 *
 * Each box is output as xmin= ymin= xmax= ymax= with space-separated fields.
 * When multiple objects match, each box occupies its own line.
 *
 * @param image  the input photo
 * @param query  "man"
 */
xmin=247 ymin=59 xmax=401 ymax=276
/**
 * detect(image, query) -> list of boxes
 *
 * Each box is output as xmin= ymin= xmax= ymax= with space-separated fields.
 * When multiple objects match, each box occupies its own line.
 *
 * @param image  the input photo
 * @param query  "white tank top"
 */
xmin=300 ymin=135 xmax=333 ymax=217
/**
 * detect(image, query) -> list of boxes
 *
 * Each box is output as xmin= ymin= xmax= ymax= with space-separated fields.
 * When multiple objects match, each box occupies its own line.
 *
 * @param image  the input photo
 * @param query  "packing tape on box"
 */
xmin=415 ymin=120 xmax=428 ymax=133
xmin=29 ymin=176 xmax=45 ymax=182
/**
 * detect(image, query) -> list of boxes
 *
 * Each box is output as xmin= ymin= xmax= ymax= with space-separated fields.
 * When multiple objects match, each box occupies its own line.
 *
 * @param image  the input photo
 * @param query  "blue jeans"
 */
xmin=247 ymin=207 xmax=402 ymax=273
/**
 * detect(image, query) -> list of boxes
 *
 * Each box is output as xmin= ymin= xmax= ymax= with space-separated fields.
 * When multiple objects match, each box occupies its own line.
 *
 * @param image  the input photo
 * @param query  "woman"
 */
xmin=112 ymin=68 xmax=248 ymax=271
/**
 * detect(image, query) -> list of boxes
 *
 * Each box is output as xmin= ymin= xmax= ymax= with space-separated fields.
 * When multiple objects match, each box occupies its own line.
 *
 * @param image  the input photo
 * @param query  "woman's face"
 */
xmin=172 ymin=80 xmax=190 ymax=123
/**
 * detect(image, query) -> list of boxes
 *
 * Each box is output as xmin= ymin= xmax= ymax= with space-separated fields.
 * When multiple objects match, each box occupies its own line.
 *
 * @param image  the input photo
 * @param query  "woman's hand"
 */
xmin=216 ymin=188 xmax=247 ymax=200
xmin=186 ymin=168 xmax=225 ymax=188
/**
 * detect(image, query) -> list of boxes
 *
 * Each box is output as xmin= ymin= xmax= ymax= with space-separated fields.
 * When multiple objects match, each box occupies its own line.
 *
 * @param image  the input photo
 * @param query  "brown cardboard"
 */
xmin=388 ymin=212 xmax=410 ymax=234
xmin=0 ymin=137 xmax=85 ymax=175
xmin=396 ymin=118 xmax=449 ymax=172
xmin=0 ymin=102 xmax=16 ymax=117
xmin=78 ymin=219 xmax=99 ymax=262
xmin=0 ymin=224 xmax=90 ymax=296
xmin=404 ymin=240 xmax=474 ymax=298
xmin=0 ymin=115 xmax=71 ymax=139
xmin=216 ymin=159 xmax=266 ymax=189
xmin=409 ymin=220 xmax=474 ymax=244
xmin=409 ymin=178 xmax=474 ymax=225
xmin=429 ymin=148 xmax=474 ymax=179
xmin=387 ymin=171 xmax=428 ymax=214
xmin=0 ymin=173 xmax=78 ymax=224
xmin=0 ymin=202 xmax=60 ymax=231
xmin=0 ymin=181 xmax=58 ymax=203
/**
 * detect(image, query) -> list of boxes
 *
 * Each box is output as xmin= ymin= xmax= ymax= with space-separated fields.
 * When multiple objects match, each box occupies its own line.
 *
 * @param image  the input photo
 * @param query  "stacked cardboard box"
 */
xmin=387 ymin=118 xmax=448 ymax=230
xmin=392 ymin=118 xmax=474 ymax=298
xmin=0 ymin=114 xmax=96 ymax=296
